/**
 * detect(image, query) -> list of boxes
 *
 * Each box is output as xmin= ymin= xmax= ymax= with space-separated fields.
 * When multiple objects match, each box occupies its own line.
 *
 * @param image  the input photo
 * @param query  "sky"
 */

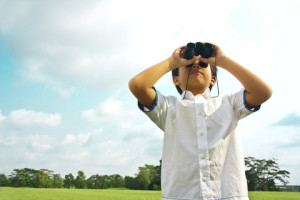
xmin=0 ymin=0 xmax=300 ymax=185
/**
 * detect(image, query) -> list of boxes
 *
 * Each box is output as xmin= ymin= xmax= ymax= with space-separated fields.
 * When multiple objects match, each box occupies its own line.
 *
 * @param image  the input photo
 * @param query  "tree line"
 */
xmin=0 ymin=160 xmax=161 ymax=190
xmin=0 ymin=157 xmax=290 ymax=191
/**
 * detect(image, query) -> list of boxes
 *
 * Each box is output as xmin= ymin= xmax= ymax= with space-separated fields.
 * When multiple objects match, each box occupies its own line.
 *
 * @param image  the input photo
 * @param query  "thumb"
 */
xmin=201 ymin=57 xmax=215 ymax=65
xmin=181 ymin=58 xmax=195 ymax=67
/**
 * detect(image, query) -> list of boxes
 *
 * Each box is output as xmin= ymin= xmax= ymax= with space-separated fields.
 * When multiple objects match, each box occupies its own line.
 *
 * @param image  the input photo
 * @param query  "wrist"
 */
xmin=217 ymin=56 xmax=232 ymax=69
xmin=167 ymin=57 xmax=177 ymax=70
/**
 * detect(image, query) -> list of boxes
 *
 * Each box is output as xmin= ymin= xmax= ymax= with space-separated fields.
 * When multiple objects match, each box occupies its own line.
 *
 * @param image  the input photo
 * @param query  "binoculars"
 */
xmin=184 ymin=42 xmax=213 ymax=68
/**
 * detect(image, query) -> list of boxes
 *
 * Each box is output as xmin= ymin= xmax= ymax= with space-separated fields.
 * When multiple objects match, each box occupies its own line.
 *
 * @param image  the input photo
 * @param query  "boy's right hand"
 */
xmin=167 ymin=46 xmax=195 ymax=70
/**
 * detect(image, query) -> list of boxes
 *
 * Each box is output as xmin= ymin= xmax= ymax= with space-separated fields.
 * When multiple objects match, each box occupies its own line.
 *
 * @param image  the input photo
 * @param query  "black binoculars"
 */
xmin=184 ymin=42 xmax=213 ymax=68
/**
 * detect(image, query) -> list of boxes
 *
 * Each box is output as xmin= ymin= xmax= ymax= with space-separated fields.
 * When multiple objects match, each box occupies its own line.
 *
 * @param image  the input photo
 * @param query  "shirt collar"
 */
xmin=181 ymin=88 xmax=212 ymax=100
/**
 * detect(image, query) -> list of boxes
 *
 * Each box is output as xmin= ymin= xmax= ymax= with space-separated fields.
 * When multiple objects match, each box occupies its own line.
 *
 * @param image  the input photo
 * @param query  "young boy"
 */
xmin=128 ymin=43 xmax=272 ymax=200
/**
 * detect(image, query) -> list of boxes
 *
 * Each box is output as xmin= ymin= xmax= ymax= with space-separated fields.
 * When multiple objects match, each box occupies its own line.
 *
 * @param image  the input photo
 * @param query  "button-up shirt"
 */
xmin=138 ymin=88 xmax=260 ymax=200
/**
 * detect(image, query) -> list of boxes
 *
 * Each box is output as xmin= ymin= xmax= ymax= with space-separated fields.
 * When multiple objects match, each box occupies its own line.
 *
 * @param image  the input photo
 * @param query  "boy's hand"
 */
xmin=200 ymin=42 xmax=272 ymax=108
xmin=200 ymin=43 xmax=228 ymax=68
xmin=167 ymin=46 xmax=195 ymax=70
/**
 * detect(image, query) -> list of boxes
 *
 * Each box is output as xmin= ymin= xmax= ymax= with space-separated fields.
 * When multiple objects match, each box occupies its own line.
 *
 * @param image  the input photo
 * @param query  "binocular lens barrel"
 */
xmin=183 ymin=42 xmax=213 ymax=68
xmin=184 ymin=43 xmax=196 ymax=60
xmin=184 ymin=42 xmax=213 ymax=59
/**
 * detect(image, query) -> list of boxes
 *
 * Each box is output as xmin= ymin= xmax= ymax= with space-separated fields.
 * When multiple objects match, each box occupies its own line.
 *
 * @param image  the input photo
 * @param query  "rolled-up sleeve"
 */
xmin=228 ymin=89 xmax=261 ymax=120
xmin=138 ymin=87 xmax=168 ymax=131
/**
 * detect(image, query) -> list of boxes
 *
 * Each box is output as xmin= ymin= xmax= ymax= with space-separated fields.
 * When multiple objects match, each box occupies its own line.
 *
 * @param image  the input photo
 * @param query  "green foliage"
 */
xmin=245 ymin=157 xmax=290 ymax=191
xmin=36 ymin=169 xmax=52 ymax=188
xmin=125 ymin=176 xmax=142 ymax=190
xmin=0 ymin=174 xmax=9 ymax=186
xmin=64 ymin=173 xmax=74 ymax=189
xmin=125 ymin=160 xmax=161 ymax=190
xmin=52 ymin=174 xmax=63 ymax=188
xmin=8 ymin=168 xmax=53 ymax=188
xmin=1 ymin=157 xmax=291 ymax=192
xmin=136 ymin=165 xmax=156 ymax=190
xmin=74 ymin=170 xmax=86 ymax=189
xmin=86 ymin=174 xmax=125 ymax=189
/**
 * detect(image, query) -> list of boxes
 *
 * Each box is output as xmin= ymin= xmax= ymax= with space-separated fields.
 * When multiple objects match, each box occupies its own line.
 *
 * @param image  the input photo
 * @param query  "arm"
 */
xmin=128 ymin=46 xmax=194 ymax=109
xmin=202 ymin=44 xmax=272 ymax=108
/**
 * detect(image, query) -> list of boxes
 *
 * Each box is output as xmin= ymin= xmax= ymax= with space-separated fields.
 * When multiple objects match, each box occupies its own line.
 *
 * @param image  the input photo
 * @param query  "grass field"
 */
xmin=0 ymin=187 xmax=299 ymax=200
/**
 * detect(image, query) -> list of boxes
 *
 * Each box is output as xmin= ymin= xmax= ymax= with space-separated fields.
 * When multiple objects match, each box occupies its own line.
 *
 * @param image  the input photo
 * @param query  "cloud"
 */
xmin=2 ymin=109 xmax=61 ymax=128
xmin=273 ymin=111 xmax=300 ymax=127
xmin=0 ymin=0 xmax=244 ymax=91
xmin=122 ymin=121 xmax=163 ymax=141
xmin=81 ymin=98 xmax=123 ymax=124
xmin=0 ymin=110 xmax=7 ymax=123
xmin=0 ymin=136 xmax=18 ymax=146
xmin=62 ymin=132 xmax=91 ymax=146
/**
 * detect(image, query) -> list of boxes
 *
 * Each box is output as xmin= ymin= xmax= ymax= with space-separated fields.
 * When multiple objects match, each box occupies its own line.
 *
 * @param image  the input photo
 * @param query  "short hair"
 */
xmin=171 ymin=64 xmax=218 ymax=95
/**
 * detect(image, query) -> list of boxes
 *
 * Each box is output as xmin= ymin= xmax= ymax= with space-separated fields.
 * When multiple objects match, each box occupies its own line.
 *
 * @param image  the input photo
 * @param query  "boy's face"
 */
xmin=173 ymin=61 xmax=216 ymax=95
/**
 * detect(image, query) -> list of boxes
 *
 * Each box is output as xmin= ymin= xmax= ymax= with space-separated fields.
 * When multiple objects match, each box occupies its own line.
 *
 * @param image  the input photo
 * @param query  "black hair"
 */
xmin=171 ymin=64 xmax=218 ymax=95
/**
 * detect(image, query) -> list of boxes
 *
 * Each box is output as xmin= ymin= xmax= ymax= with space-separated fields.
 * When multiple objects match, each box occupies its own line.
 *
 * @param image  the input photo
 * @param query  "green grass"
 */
xmin=0 ymin=187 xmax=299 ymax=200
xmin=248 ymin=191 xmax=300 ymax=200
xmin=0 ymin=187 xmax=161 ymax=200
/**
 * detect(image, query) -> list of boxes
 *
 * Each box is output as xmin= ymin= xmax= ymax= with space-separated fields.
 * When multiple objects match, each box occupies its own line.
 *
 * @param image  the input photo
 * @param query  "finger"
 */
xmin=182 ymin=58 xmax=195 ymax=66
xmin=200 ymin=57 xmax=214 ymax=64
xmin=179 ymin=48 xmax=185 ymax=57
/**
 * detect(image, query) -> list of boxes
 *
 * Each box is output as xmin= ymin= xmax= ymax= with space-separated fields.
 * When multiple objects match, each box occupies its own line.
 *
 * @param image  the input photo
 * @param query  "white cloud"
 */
xmin=0 ymin=0 xmax=244 ymax=91
xmin=0 ymin=136 xmax=18 ymax=146
xmin=29 ymin=135 xmax=55 ymax=153
xmin=81 ymin=98 xmax=123 ymax=124
xmin=8 ymin=109 xmax=61 ymax=127
xmin=62 ymin=132 xmax=91 ymax=146
xmin=0 ymin=110 xmax=7 ymax=123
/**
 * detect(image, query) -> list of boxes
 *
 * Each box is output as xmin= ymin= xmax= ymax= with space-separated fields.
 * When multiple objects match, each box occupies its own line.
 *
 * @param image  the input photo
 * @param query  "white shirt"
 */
xmin=138 ymin=88 xmax=260 ymax=200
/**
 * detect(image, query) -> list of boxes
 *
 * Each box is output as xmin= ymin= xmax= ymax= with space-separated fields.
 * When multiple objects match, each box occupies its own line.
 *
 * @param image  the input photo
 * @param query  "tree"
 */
xmin=245 ymin=157 xmax=290 ymax=191
xmin=136 ymin=165 xmax=156 ymax=190
xmin=109 ymin=174 xmax=125 ymax=188
xmin=0 ymin=174 xmax=9 ymax=186
xmin=52 ymin=174 xmax=63 ymax=188
xmin=35 ymin=169 xmax=52 ymax=188
xmin=74 ymin=170 xmax=86 ymax=189
xmin=152 ymin=160 xmax=162 ymax=190
xmin=125 ymin=176 xmax=143 ymax=190
xmin=9 ymin=168 xmax=37 ymax=187
xmin=64 ymin=173 xmax=75 ymax=189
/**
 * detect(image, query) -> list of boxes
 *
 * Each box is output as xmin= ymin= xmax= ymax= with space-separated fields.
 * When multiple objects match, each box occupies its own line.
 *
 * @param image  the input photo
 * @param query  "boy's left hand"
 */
xmin=200 ymin=43 xmax=228 ymax=68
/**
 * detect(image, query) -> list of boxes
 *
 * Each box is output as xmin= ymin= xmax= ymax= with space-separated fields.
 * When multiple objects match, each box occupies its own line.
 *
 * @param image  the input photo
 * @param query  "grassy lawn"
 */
xmin=0 ymin=187 xmax=299 ymax=200
xmin=248 ymin=191 xmax=300 ymax=200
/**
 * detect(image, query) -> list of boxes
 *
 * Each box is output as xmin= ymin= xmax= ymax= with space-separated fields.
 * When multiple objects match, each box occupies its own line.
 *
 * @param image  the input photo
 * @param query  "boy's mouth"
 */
xmin=191 ymin=71 xmax=203 ymax=75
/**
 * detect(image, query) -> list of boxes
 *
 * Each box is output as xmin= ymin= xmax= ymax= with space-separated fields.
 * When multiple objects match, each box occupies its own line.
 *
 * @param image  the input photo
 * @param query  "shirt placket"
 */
xmin=195 ymin=96 xmax=211 ymax=199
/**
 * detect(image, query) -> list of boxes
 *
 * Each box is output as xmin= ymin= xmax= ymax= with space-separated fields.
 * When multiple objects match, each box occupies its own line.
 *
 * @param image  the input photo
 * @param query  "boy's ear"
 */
xmin=173 ymin=76 xmax=180 ymax=86
xmin=210 ymin=75 xmax=217 ymax=86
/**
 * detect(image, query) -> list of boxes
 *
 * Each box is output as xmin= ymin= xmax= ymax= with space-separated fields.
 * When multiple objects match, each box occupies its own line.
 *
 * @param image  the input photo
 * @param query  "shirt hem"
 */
xmin=161 ymin=194 xmax=249 ymax=200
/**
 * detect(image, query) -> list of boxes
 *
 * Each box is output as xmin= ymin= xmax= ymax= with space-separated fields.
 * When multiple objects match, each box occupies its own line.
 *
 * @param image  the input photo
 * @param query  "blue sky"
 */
xmin=0 ymin=0 xmax=300 ymax=185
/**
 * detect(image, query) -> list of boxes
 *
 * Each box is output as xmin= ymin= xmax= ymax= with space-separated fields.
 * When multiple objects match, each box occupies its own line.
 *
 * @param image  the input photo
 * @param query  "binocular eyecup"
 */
xmin=184 ymin=42 xmax=213 ymax=68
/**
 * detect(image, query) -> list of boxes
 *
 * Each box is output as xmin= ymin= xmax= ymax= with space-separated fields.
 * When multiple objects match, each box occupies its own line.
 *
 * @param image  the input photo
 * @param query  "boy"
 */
xmin=128 ymin=43 xmax=272 ymax=200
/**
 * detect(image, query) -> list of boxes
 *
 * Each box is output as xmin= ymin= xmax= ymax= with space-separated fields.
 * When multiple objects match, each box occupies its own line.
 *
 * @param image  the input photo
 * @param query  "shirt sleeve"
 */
xmin=137 ymin=87 xmax=168 ymax=131
xmin=228 ymin=89 xmax=261 ymax=120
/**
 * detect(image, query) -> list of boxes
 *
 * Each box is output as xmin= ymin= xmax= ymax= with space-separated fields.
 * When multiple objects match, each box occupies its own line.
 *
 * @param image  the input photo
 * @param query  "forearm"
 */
xmin=220 ymin=57 xmax=272 ymax=107
xmin=128 ymin=58 xmax=172 ymax=109
xmin=129 ymin=59 xmax=171 ymax=91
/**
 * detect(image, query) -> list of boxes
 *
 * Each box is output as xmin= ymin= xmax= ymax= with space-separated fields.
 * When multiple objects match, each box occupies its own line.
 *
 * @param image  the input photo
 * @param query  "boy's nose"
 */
xmin=192 ymin=62 xmax=201 ymax=69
